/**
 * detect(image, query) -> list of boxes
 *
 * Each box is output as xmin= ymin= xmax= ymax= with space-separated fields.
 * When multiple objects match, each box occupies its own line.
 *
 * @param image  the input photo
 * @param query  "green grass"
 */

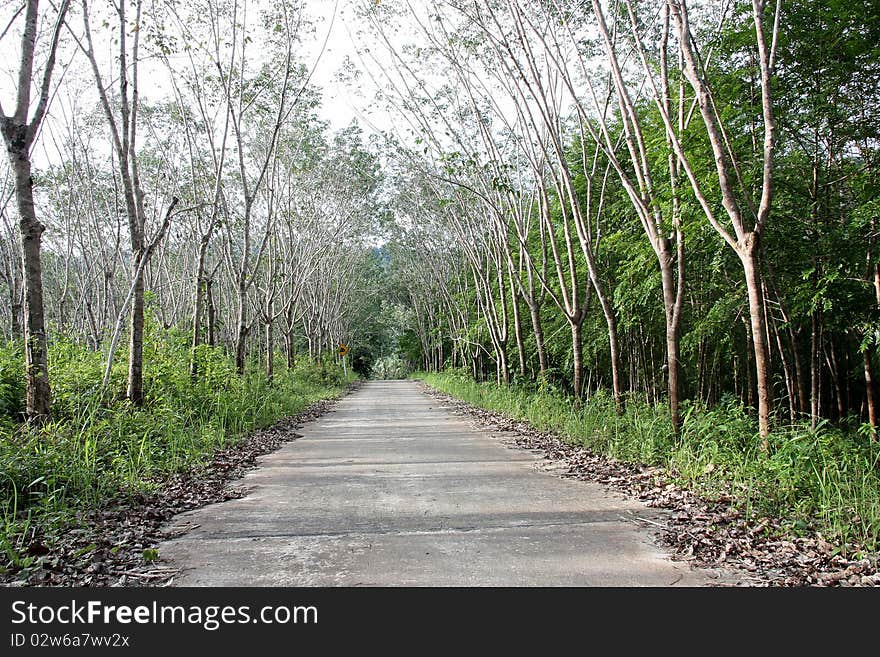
xmin=0 ymin=326 xmax=354 ymax=571
xmin=420 ymin=369 xmax=880 ymax=554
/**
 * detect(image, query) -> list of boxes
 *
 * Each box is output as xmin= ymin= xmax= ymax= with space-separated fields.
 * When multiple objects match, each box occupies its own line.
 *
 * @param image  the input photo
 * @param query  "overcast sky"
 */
xmin=302 ymin=0 xmax=396 ymax=135
xmin=306 ymin=0 xmax=361 ymax=130
xmin=0 ymin=0 xmax=418 ymax=170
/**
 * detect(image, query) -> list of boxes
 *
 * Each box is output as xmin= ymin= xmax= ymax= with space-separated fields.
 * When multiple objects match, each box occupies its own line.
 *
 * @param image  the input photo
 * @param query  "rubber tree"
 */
xmin=658 ymin=0 xmax=781 ymax=441
xmin=0 ymin=0 xmax=71 ymax=422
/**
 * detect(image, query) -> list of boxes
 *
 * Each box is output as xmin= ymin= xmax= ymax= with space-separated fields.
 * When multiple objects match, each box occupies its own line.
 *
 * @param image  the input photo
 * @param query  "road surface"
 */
xmin=159 ymin=380 xmax=726 ymax=586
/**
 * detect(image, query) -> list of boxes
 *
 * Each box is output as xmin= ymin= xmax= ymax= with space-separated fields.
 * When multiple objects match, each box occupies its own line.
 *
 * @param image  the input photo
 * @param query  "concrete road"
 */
xmin=159 ymin=380 xmax=726 ymax=586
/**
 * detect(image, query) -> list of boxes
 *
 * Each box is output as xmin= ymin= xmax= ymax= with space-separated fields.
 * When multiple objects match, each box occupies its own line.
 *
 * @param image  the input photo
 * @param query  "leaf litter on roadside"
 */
xmin=0 ymin=384 xmax=360 ymax=588
xmin=420 ymin=384 xmax=879 ymax=587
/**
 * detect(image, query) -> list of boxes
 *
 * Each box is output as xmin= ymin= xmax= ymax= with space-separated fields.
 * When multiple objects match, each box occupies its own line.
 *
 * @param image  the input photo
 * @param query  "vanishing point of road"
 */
xmin=160 ymin=380 xmax=727 ymax=586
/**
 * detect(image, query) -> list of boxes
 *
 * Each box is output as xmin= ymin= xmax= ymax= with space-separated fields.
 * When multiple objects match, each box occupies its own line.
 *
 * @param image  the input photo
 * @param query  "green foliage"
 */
xmin=0 ymin=333 xmax=350 ymax=570
xmin=0 ymin=344 xmax=25 ymax=422
xmin=340 ymin=248 xmax=413 ymax=378
xmin=422 ymin=371 xmax=880 ymax=553
xmin=371 ymin=355 xmax=410 ymax=380
xmin=291 ymin=356 xmax=353 ymax=389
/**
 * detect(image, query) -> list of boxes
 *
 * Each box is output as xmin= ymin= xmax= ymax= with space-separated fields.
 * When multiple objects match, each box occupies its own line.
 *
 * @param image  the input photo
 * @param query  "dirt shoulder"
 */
xmin=420 ymin=383 xmax=880 ymax=587
xmin=1 ymin=383 xmax=359 ymax=588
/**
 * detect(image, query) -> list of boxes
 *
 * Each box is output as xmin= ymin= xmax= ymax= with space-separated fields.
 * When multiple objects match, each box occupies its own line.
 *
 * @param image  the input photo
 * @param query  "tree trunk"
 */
xmin=771 ymin=314 xmax=797 ymax=423
xmin=863 ymin=349 xmax=877 ymax=441
xmin=790 ymin=327 xmax=808 ymax=416
xmin=1 ymin=0 xmax=71 ymax=421
xmin=235 ymin=282 xmax=247 ymax=374
xmin=9 ymin=279 xmax=22 ymax=341
xmin=189 ymin=238 xmax=209 ymax=380
xmin=603 ymin=303 xmax=623 ymax=412
xmin=265 ymin=317 xmax=273 ymax=382
xmin=827 ymin=344 xmax=846 ymax=421
xmin=285 ymin=328 xmax=295 ymax=370
xmin=861 ymin=236 xmax=880 ymax=438
xmin=511 ymin=295 xmax=526 ymax=378
xmin=740 ymin=313 xmax=754 ymax=413
xmin=10 ymin=146 xmax=51 ymax=421
xmin=528 ymin=301 xmax=548 ymax=377
xmin=659 ymin=241 xmax=682 ymax=433
xmin=698 ymin=337 xmax=706 ymax=404
xmin=235 ymin=325 xmax=247 ymax=374
xmin=811 ymin=309 xmax=821 ymax=429
xmin=740 ymin=236 xmax=772 ymax=441
xmin=571 ymin=321 xmax=583 ymax=398
xmin=189 ymin=276 xmax=204 ymax=380
xmin=126 ymin=248 xmax=146 ymax=405
xmin=496 ymin=344 xmax=509 ymax=386
xmin=206 ymin=279 xmax=216 ymax=347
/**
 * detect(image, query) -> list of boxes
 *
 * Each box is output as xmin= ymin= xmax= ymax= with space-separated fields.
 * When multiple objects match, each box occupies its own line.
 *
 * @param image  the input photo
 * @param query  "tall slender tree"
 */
xmin=0 ymin=0 xmax=71 ymax=422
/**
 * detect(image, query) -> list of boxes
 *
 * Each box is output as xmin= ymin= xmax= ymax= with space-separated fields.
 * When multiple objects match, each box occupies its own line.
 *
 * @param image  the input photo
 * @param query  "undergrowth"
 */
xmin=0 ymin=325 xmax=354 ymax=572
xmin=420 ymin=369 xmax=880 ymax=554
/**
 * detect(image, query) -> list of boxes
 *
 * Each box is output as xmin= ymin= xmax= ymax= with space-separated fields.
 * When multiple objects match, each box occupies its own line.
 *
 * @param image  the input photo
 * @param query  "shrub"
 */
xmin=0 ymin=344 xmax=25 ymax=422
xmin=0 ymin=332 xmax=351 ymax=569
xmin=371 ymin=355 xmax=410 ymax=379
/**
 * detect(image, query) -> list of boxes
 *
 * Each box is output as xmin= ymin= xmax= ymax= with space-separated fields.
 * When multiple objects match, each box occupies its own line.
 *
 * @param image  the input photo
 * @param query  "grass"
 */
xmin=419 ymin=368 xmax=880 ymax=554
xmin=0 ymin=326 xmax=355 ymax=571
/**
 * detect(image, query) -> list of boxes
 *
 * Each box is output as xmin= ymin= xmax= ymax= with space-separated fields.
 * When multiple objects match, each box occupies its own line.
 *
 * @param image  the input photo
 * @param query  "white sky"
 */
xmin=0 ymin=0 xmax=405 ymax=169
xmin=306 ymin=0 xmax=424 ymax=138
xmin=302 ymin=0 xmax=366 ymax=131
xmin=1 ymin=0 xmax=542 ymax=171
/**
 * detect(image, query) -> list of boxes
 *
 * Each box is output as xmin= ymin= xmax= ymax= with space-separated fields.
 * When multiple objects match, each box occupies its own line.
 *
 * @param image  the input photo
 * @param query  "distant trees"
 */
xmin=0 ymin=0 xmax=386 ymax=413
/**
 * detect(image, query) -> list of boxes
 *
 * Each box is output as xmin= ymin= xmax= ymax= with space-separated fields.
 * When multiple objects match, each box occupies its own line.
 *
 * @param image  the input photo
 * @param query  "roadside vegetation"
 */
xmin=371 ymin=355 xmax=411 ymax=380
xmin=0 ymin=328 xmax=353 ymax=573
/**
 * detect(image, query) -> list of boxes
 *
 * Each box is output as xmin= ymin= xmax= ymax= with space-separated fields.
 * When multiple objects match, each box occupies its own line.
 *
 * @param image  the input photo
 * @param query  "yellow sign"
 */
xmin=338 ymin=343 xmax=350 ymax=357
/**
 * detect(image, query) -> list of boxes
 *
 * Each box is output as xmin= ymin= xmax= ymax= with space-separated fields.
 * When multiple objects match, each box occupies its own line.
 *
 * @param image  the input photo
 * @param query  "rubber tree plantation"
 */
xmin=0 ymin=0 xmax=878 ymax=584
